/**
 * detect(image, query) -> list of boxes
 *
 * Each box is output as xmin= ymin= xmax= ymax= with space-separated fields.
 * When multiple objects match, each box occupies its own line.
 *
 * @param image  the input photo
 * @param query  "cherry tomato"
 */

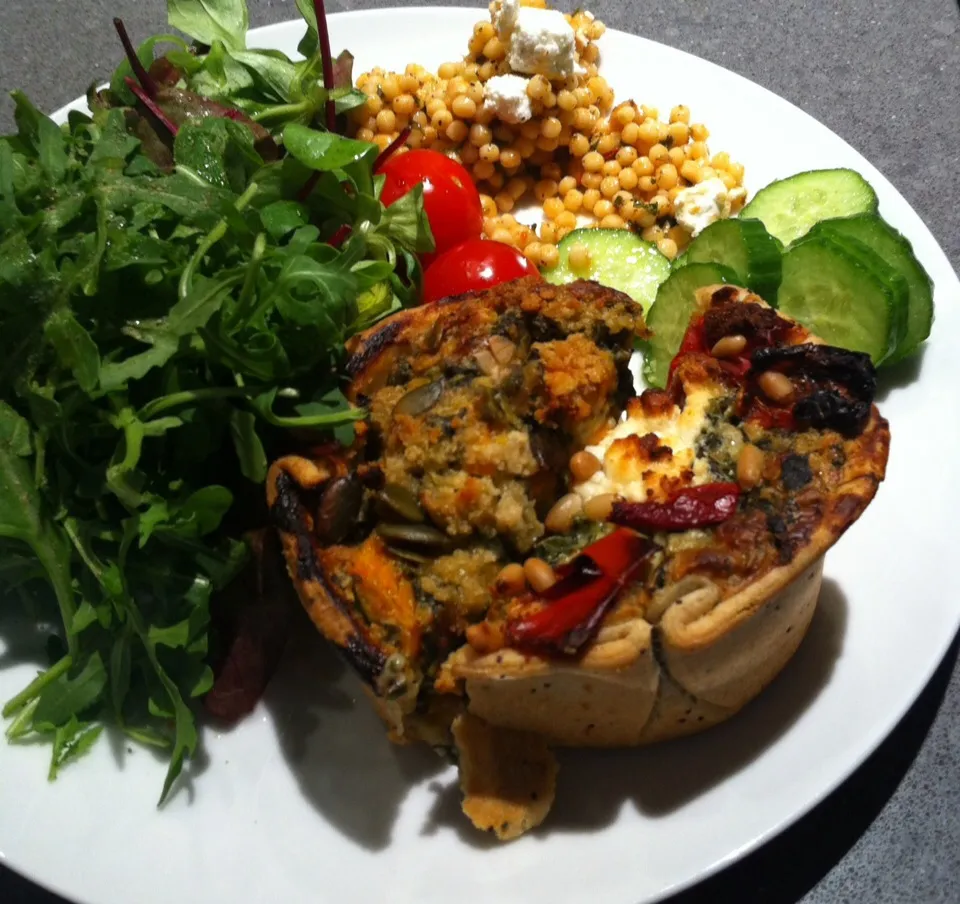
xmin=378 ymin=150 xmax=483 ymax=259
xmin=421 ymin=238 xmax=541 ymax=303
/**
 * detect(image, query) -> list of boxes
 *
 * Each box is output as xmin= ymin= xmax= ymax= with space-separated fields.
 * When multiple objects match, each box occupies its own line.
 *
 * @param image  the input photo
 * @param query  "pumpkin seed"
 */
xmin=424 ymin=317 xmax=444 ymax=352
xmin=378 ymin=483 xmax=426 ymax=523
xmin=393 ymin=379 xmax=444 ymax=417
xmin=376 ymin=521 xmax=454 ymax=552
xmin=385 ymin=546 xmax=432 ymax=565
xmin=316 ymin=475 xmax=362 ymax=543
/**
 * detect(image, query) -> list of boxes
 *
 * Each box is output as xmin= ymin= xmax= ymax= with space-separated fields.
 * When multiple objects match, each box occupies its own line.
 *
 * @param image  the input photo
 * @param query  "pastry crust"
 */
xmin=267 ymin=279 xmax=890 ymax=837
xmin=446 ymin=456 xmax=883 ymax=745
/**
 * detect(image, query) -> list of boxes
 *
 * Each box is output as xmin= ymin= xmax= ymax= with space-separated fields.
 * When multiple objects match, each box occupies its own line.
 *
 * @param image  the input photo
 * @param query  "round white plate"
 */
xmin=2 ymin=7 xmax=959 ymax=904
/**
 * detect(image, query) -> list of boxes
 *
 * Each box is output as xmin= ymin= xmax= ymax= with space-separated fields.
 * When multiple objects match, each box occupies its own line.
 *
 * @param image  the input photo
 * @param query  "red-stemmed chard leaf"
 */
xmin=297 ymin=172 xmax=320 ymax=202
xmin=125 ymin=77 xmax=179 ymax=137
xmin=331 ymin=50 xmax=355 ymax=91
xmin=373 ymin=127 xmax=411 ymax=173
xmin=313 ymin=0 xmax=336 ymax=132
xmin=113 ymin=18 xmax=158 ymax=99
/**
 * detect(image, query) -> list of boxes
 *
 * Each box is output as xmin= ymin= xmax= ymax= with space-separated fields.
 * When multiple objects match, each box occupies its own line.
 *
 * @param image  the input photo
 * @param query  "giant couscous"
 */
xmin=349 ymin=0 xmax=747 ymax=264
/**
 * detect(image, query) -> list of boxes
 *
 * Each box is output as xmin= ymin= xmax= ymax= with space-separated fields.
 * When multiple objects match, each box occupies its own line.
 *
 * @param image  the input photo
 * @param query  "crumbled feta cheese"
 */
xmin=506 ymin=7 xmax=580 ymax=79
xmin=574 ymin=384 xmax=718 ymax=504
xmin=483 ymin=74 xmax=533 ymax=124
xmin=674 ymin=178 xmax=747 ymax=237
xmin=489 ymin=0 xmax=520 ymax=40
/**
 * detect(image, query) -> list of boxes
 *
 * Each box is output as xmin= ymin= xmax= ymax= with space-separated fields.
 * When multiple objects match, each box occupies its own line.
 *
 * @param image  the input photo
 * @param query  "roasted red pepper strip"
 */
xmin=611 ymin=482 xmax=740 ymax=533
xmin=718 ymin=356 xmax=752 ymax=380
xmin=744 ymin=396 xmax=795 ymax=431
xmin=507 ymin=529 xmax=654 ymax=655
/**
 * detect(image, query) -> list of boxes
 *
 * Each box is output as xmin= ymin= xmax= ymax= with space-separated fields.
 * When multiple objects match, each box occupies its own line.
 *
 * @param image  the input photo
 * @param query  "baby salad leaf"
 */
xmin=0 ymin=402 xmax=32 ymax=456
xmin=282 ymin=123 xmax=377 ymax=172
xmin=259 ymin=200 xmax=310 ymax=239
xmin=295 ymin=0 xmax=320 ymax=55
xmin=230 ymin=50 xmax=301 ymax=104
xmin=43 ymin=309 xmax=101 ymax=393
xmin=11 ymin=91 xmax=68 ymax=183
xmin=173 ymin=117 xmax=262 ymax=192
xmin=380 ymin=185 xmax=436 ymax=255
xmin=33 ymin=653 xmax=108 ymax=729
xmin=87 ymin=110 xmax=143 ymax=166
xmin=229 ymin=408 xmax=268 ymax=482
xmin=48 ymin=718 xmax=104 ymax=781
xmin=167 ymin=0 xmax=249 ymax=51
xmin=170 ymin=40 xmax=255 ymax=100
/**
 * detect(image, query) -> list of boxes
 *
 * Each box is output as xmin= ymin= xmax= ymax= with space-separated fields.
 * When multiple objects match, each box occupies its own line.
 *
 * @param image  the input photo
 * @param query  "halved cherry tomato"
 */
xmin=378 ymin=149 xmax=483 ymax=260
xmin=421 ymin=238 xmax=541 ymax=303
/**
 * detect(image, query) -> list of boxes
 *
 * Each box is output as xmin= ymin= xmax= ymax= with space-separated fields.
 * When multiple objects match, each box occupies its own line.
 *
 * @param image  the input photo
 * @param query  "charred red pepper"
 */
xmin=507 ymin=529 xmax=655 ymax=655
xmin=717 ymin=356 xmax=752 ymax=380
xmin=611 ymin=482 xmax=740 ymax=533
xmin=743 ymin=396 xmax=795 ymax=431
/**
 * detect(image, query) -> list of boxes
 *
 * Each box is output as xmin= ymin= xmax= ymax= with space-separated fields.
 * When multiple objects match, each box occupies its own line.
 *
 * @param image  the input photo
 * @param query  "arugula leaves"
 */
xmin=0 ymin=0 xmax=431 ymax=800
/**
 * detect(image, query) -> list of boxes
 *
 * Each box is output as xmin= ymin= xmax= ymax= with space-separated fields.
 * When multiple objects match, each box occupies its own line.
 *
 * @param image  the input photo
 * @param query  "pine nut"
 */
xmin=757 ymin=370 xmax=794 ymax=403
xmin=524 ymin=558 xmax=557 ymax=593
xmin=710 ymin=334 xmax=747 ymax=358
xmin=583 ymin=493 xmax=619 ymax=521
xmin=570 ymin=450 xmax=602 ymax=482
xmin=494 ymin=563 xmax=527 ymax=595
xmin=737 ymin=443 xmax=765 ymax=489
xmin=544 ymin=493 xmax=583 ymax=533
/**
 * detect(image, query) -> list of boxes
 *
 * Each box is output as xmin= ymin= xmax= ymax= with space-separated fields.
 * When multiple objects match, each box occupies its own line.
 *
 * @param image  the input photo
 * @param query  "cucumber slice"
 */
xmin=809 ymin=214 xmax=933 ymax=362
xmin=641 ymin=262 xmax=741 ymax=388
xmin=776 ymin=237 xmax=896 ymax=364
xmin=682 ymin=217 xmax=782 ymax=303
xmin=740 ymin=169 xmax=878 ymax=245
xmin=542 ymin=228 xmax=671 ymax=313
xmin=805 ymin=230 xmax=908 ymax=357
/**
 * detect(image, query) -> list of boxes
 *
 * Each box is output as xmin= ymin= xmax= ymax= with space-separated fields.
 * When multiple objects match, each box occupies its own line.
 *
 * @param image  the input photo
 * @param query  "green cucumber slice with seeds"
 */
xmin=542 ymin=228 xmax=671 ymax=313
xmin=807 ymin=214 xmax=933 ymax=362
xmin=740 ymin=169 xmax=879 ymax=245
xmin=681 ymin=217 xmax=783 ymax=302
xmin=641 ymin=262 xmax=741 ymax=388
xmin=775 ymin=236 xmax=898 ymax=364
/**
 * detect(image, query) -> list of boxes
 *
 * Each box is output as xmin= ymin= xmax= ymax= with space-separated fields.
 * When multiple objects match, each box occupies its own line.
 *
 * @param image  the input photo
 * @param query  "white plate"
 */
xmin=2 ymin=7 xmax=959 ymax=904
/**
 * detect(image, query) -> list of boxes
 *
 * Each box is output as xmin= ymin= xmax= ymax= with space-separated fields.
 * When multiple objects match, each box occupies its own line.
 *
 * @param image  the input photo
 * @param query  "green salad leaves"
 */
xmin=0 ymin=0 xmax=432 ymax=798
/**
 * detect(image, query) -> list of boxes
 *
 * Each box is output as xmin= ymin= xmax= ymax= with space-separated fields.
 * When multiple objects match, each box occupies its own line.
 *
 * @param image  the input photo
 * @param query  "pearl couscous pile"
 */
xmin=350 ymin=0 xmax=746 ymax=265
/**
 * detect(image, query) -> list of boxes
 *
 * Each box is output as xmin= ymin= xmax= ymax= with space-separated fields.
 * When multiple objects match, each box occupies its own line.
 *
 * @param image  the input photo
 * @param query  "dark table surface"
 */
xmin=1 ymin=1 xmax=959 ymax=902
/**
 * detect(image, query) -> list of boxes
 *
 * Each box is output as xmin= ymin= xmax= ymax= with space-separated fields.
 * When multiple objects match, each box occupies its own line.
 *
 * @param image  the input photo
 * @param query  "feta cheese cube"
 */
xmin=674 ymin=178 xmax=747 ymax=237
xmin=483 ymin=74 xmax=534 ymax=124
xmin=506 ymin=7 xmax=580 ymax=79
xmin=489 ymin=0 xmax=520 ymax=40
